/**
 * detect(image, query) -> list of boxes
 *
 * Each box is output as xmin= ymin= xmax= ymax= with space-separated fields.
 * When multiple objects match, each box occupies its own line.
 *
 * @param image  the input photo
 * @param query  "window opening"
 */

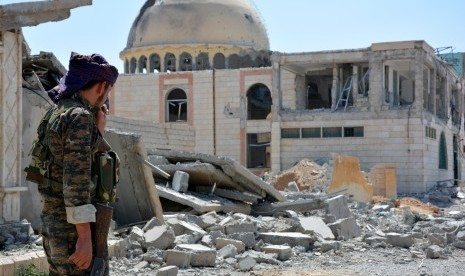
xmin=302 ymin=128 xmax=321 ymax=138
xmin=247 ymin=84 xmax=272 ymax=120
xmin=344 ymin=127 xmax=364 ymax=137
xmin=247 ymin=133 xmax=270 ymax=168
xmin=130 ymin=57 xmax=137 ymax=74
xmin=149 ymin=53 xmax=161 ymax=72
xmin=228 ymin=54 xmax=240 ymax=69
xmin=281 ymin=128 xmax=300 ymax=138
xmin=323 ymin=127 xmax=342 ymax=138
xmin=213 ymin=53 xmax=225 ymax=69
xmin=138 ymin=56 xmax=148 ymax=73
xmin=180 ymin=52 xmax=193 ymax=71
xmin=165 ymin=53 xmax=176 ymax=72
xmin=196 ymin=53 xmax=210 ymax=70
xmin=439 ymin=132 xmax=448 ymax=169
xmin=166 ymin=89 xmax=187 ymax=122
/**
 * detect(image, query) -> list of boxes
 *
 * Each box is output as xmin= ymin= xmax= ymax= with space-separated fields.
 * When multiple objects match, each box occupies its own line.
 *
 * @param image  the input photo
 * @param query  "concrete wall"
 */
xmin=107 ymin=116 xmax=195 ymax=152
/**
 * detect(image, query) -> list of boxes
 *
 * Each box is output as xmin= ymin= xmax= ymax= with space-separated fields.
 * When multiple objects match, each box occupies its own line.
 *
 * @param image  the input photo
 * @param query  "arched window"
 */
xmin=165 ymin=53 xmax=176 ymax=72
xmin=241 ymin=55 xmax=253 ymax=68
xmin=247 ymin=83 xmax=272 ymax=120
xmin=228 ymin=54 xmax=240 ymax=69
xmin=124 ymin=59 xmax=129 ymax=74
xmin=196 ymin=53 xmax=210 ymax=70
xmin=213 ymin=53 xmax=225 ymax=69
xmin=180 ymin=52 xmax=193 ymax=71
xmin=138 ymin=56 xmax=147 ymax=73
xmin=166 ymin=89 xmax=187 ymax=122
xmin=129 ymin=57 xmax=137 ymax=74
xmin=439 ymin=132 xmax=448 ymax=169
xmin=149 ymin=54 xmax=161 ymax=73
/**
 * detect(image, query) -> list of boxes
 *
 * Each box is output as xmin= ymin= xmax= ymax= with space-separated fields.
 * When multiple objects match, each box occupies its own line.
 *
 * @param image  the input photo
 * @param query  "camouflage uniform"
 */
xmin=39 ymin=93 xmax=108 ymax=276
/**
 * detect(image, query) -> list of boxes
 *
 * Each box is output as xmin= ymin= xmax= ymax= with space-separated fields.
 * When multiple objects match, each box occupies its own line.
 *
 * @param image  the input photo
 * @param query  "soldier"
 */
xmin=37 ymin=52 xmax=118 ymax=275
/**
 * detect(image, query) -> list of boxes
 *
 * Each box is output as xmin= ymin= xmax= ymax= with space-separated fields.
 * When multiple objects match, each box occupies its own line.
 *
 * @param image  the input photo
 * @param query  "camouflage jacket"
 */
xmin=42 ymin=93 xmax=106 ymax=224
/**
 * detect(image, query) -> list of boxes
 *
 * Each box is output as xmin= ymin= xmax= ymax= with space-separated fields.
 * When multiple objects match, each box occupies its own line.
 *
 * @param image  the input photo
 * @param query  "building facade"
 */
xmin=114 ymin=0 xmax=465 ymax=194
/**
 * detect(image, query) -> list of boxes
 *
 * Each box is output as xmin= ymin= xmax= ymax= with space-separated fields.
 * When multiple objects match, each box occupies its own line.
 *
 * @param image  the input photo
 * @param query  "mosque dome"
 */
xmin=125 ymin=0 xmax=270 ymax=51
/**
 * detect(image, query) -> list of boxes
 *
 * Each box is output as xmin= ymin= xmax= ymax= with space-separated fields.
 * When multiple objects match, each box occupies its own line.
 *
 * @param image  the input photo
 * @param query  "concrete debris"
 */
xmin=271 ymin=159 xmax=327 ymax=192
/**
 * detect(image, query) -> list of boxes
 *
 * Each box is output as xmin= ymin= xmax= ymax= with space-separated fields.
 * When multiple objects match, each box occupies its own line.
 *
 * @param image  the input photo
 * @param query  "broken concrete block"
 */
xmin=165 ymin=250 xmax=191 ymax=268
xmin=108 ymin=238 xmax=130 ymax=258
xmin=144 ymin=225 xmax=175 ymax=250
xmin=426 ymin=245 xmax=444 ymax=259
xmin=172 ymin=171 xmax=189 ymax=193
xmin=262 ymin=245 xmax=292 ymax=261
xmin=198 ymin=211 xmax=220 ymax=229
xmin=317 ymin=240 xmax=342 ymax=253
xmin=216 ymin=238 xmax=246 ymax=253
xmin=178 ymin=220 xmax=207 ymax=242
xmin=325 ymin=195 xmax=352 ymax=220
xmin=252 ymin=198 xmax=325 ymax=216
xmin=142 ymin=217 xmax=162 ymax=232
xmin=298 ymin=216 xmax=335 ymax=240
xmin=174 ymin=234 xmax=197 ymax=246
xmin=457 ymin=231 xmax=465 ymax=241
xmin=225 ymin=221 xmax=257 ymax=234
xmin=427 ymin=233 xmax=447 ymax=247
xmin=236 ymin=255 xmax=256 ymax=271
xmin=258 ymin=232 xmax=314 ymax=250
xmin=227 ymin=232 xmax=256 ymax=248
xmin=129 ymin=226 xmax=145 ymax=244
xmin=327 ymin=217 xmax=361 ymax=240
xmin=218 ymin=244 xmax=238 ymax=258
xmin=386 ymin=233 xmax=414 ymax=248
xmin=453 ymin=241 xmax=465 ymax=250
xmin=174 ymin=244 xmax=216 ymax=267
xmin=155 ymin=265 xmax=179 ymax=276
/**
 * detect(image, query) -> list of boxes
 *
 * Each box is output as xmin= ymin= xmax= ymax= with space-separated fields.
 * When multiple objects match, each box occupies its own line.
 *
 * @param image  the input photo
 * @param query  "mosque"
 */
xmin=112 ymin=0 xmax=465 ymax=194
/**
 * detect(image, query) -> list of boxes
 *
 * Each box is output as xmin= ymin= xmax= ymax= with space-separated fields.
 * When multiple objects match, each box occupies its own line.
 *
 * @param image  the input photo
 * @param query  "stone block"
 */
xmin=174 ymin=244 xmax=216 ymax=267
xmin=108 ymin=238 xmax=130 ymax=258
xmin=327 ymin=217 xmax=361 ymax=240
xmin=426 ymin=245 xmax=444 ymax=259
xmin=156 ymin=265 xmax=179 ymax=276
xmin=172 ymin=171 xmax=189 ymax=193
xmin=142 ymin=217 xmax=163 ymax=232
xmin=298 ymin=216 xmax=335 ymax=240
xmin=318 ymin=240 xmax=342 ymax=252
xmin=218 ymin=244 xmax=238 ymax=258
xmin=262 ymin=245 xmax=292 ymax=261
xmin=144 ymin=225 xmax=175 ymax=250
xmin=216 ymin=238 xmax=246 ymax=253
xmin=258 ymin=232 xmax=314 ymax=250
xmin=0 ymin=257 xmax=15 ymax=276
xmin=165 ymin=250 xmax=191 ymax=268
xmin=225 ymin=222 xmax=256 ymax=234
xmin=227 ymin=232 xmax=256 ymax=248
xmin=129 ymin=226 xmax=145 ymax=244
xmin=325 ymin=195 xmax=352 ymax=220
xmin=386 ymin=233 xmax=414 ymax=248
xmin=236 ymin=256 xmax=256 ymax=271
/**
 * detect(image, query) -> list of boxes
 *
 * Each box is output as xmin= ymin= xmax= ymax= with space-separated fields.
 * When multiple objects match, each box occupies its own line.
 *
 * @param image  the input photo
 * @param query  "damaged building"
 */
xmin=113 ymin=0 xmax=465 ymax=194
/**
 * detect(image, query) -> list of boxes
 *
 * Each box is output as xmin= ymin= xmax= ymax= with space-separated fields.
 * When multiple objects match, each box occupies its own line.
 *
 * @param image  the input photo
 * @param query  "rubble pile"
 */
xmin=107 ymin=190 xmax=465 ymax=275
xmin=269 ymin=159 xmax=327 ymax=192
xmin=0 ymin=220 xmax=40 ymax=252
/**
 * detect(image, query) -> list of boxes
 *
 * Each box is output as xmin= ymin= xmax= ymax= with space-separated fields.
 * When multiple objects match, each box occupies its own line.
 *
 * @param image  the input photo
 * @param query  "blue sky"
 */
xmin=2 ymin=0 xmax=465 ymax=72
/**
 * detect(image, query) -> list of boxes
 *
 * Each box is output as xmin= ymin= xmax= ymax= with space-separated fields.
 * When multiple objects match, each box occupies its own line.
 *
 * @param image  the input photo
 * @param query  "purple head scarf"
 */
xmin=47 ymin=52 xmax=119 ymax=103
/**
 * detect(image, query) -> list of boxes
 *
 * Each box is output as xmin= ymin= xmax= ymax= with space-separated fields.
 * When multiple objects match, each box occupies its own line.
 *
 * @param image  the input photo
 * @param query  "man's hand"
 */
xmin=69 ymin=223 xmax=93 ymax=270
xmin=95 ymin=104 xmax=108 ymax=136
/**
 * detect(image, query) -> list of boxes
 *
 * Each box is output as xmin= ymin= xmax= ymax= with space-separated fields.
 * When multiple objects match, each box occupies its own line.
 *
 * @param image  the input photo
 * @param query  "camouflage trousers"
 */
xmin=40 ymin=193 xmax=109 ymax=276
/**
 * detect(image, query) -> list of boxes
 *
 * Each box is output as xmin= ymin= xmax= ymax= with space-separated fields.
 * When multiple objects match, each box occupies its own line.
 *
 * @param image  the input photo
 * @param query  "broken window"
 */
xmin=196 ymin=53 xmax=210 ymax=70
xmin=436 ymin=76 xmax=447 ymax=119
xmin=138 ymin=56 xmax=147 ymax=73
xmin=166 ymin=89 xmax=187 ymax=122
xmin=180 ymin=52 xmax=192 ymax=71
xmin=304 ymin=72 xmax=332 ymax=110
xmin=358 ymin=66 xmax=369 ymax=96
xmin=228 ymin=54 xmax=240 ymax=69
xmin=439 ymin=132 xmax=448 ymax=169
xmin=247 ymin=133 xmax=271 ymax=168
xmin=247 ymin=83 xmax=272 ymax=120
xmin=165 ymin=53 xmax=176 ymax=72
xmin=149 ymin=53 xmax=161 ymax=73
xmin=129 ymin=57 xmax=137 ymax=74
xmin=384 ymin=60 xmax=415 ymax=107
xmin=213 ymin=53 xmax=225 ymax=69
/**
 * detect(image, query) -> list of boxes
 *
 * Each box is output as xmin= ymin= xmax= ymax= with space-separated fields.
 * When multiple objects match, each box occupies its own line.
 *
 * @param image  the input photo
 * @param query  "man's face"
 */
xmin=96 ymin=82 xmax=112 ymax=108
